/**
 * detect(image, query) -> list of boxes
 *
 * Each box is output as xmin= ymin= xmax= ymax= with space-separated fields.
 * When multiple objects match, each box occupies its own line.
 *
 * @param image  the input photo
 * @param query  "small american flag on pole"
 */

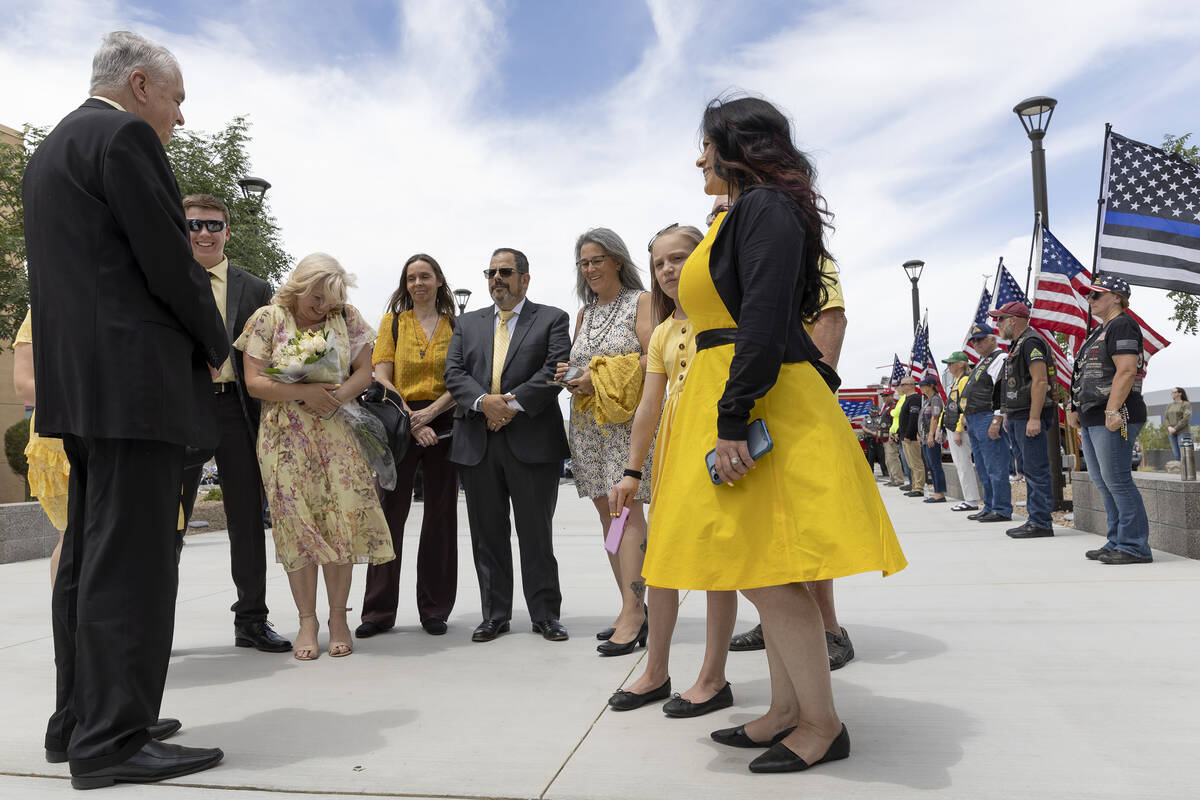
xmin=962 ymin=285 xmax=993 ymax=363
xmin=993 ymin=264 xmax=1072 ymax=393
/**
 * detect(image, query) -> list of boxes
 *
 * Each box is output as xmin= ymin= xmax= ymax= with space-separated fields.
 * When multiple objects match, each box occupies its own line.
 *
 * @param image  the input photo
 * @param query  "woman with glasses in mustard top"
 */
xmin=356 ymin=254 xmax=460 ymax=639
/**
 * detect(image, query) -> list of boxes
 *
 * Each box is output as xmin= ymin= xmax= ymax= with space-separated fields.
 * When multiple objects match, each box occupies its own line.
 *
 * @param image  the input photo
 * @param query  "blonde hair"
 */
xmin=273 ymin=253 xmax=356 ymax=313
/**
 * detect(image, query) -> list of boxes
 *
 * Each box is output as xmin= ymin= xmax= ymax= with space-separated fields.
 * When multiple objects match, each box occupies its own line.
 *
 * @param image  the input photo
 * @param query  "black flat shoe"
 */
xmin=70 ymin=739 xmax=224 ymax=789
xmin=421 ymin=619 xmax=448 ymax=635
xmin=471 ymin=619 xmax=510 ymax=642
xmin=354 ymin=621 xmax=391 ymax=639
xmin=597 ymin=618 xmax=648 ymax=656
xmin=233 ymin=619 xmax=292 ymax=652
xmin=608 ymin=678 xmax=672 ymax=711
xmin=1007 ymin=523 xmax=1055 ymax=538
xmin=663 ymin=682 xmax=733 ymax=718
xmin=711 ymin=724 xmax=797 ymax=749
xmin=47 ymin=718 xmax=183 ymax=764
xmin=748 ymin=724 xmax=850 ymax=773
xmin=532 ymin=618 xmax=569 ymax=641
xmin=729 ymin=623 xmax=765 ymax=652
xmin=595 ymin=627 xmax=616 ymax=641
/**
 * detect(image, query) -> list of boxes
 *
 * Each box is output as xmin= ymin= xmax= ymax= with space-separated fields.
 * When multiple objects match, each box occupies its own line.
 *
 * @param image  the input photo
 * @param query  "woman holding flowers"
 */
xmin=236 ymin=253 xmax=393 ymax=661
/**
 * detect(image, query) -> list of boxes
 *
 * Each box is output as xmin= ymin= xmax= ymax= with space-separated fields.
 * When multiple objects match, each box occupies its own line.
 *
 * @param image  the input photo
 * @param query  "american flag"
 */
xmin=1032 ymin=224 xmax=1169 ymax=358
xmin=962 ymin=286 xmax=993 ymax=363
xmin=889 ymin=354 xmax=906 ymax=387
xmin=1096 ymin=132 xmax=1200 ymax=294
xmin=908 ymin=316 xmax=946 ymax=400
xmin=838 ymin=398 xmax=874 ymax=421
xmin=992 ymin=264 xmax=1072 ymax=393
xmin=838 ymin=387 xmax=881 ymax=434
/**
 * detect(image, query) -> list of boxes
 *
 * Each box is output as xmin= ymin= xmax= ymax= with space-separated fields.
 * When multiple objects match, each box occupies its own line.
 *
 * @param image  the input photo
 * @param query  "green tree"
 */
xmin=0 ymin=116 xmax=289 ymax=346
xmin=1162 ymin=133 xmax=1199 ymax=335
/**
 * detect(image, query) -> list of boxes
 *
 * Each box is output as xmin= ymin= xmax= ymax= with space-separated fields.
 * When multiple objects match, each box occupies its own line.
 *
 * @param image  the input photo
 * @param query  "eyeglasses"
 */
xmin=483 ymin=267 xmax=518 ymax=279
xmin=576 ymin=256 xmax=609 ymax=270
xmin=647 ymin=223 xmax=680 ymax=252
xmin=186 ymin=219 xmax=227 ymax=233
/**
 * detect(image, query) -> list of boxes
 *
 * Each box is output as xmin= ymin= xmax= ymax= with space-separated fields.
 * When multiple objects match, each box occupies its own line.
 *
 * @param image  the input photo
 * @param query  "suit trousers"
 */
xmin=460 ymin=431 xmax=562 ymax=622
xmin=361 ymin=404 xmax=459 ymax=627
xmin=47 ymin=435 xmax=184 ymax=774
xmin=901 ymin=439 xmax=926 ymax=491
xmin=883 ymin=440 xmax=904 ymax=484
xmin=180 ymin=391 xmax=269 ymax=624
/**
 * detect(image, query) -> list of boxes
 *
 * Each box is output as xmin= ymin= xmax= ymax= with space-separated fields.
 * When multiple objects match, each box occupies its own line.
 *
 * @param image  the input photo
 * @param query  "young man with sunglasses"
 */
xmin=444 ymin=248 xmax=572 ymax=643
xmin=178 ymin=194 xmax=289 ymax=653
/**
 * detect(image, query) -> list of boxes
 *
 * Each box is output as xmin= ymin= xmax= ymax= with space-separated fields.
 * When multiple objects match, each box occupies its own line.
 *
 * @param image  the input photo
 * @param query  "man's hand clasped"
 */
xmin=482 ymin=393 xmax=518 ymax=431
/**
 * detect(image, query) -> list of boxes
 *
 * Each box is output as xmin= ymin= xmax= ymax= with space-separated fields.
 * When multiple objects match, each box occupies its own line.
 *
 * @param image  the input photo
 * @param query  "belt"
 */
xmin=213 ymin=383 xmax=236 ymax=394
xmin=696 ymin=328 xmax=736 ymax=351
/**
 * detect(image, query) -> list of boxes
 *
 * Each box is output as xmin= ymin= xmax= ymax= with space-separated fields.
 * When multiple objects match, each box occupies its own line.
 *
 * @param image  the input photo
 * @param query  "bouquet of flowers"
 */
xmin=263 ymin=328 xmax=342 ymax=384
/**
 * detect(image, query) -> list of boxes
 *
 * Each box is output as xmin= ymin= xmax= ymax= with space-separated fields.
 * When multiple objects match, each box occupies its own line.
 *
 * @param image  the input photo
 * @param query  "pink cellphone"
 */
xmin=605 ymin=507 xmax=630 ymax=554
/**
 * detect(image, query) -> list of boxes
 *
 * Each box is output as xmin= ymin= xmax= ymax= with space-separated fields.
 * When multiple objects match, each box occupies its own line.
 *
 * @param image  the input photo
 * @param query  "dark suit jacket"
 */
xmin=24 ymin=98 xmax=228 ymax=447
xmin=222 ymin=263 xmax=273 ymax=434
xmin=444 ymin=300 xmax=571 ymax=467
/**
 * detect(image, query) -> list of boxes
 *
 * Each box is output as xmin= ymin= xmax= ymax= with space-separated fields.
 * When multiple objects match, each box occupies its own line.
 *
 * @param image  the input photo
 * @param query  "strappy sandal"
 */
xmin=294 ymin=613 xmax=319 ymax=661
xmin=328 ymin=606 xmax=353 ymax=658
xmin=729 ymin=623 xmax=765 ymax=652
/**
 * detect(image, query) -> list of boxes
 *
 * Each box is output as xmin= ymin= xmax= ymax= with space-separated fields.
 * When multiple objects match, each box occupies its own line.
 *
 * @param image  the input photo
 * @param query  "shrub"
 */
xmin=1137 ymin=421 xmax=1169 ymax=451
xmin=202 ymin=488 xmax=223 ymax=502
xmin=4 ymin=417 xmax=29 ymax=478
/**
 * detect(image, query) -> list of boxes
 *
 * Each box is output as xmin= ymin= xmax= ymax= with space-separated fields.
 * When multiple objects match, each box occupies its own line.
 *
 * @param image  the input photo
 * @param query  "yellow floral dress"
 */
xmin=234 ymin=304 xmax=394 ymax=572
xmin=16 ymin=310 xmax=70 ymax=531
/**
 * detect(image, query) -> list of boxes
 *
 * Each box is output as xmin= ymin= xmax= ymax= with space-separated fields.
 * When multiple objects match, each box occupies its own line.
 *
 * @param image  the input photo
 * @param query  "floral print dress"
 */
xmin=234 ymin=303 xmax=394 ymax=572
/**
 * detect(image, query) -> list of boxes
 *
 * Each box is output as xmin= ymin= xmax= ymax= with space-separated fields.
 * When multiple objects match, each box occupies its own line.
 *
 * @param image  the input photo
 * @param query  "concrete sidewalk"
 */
xmin=1 ymin=481 xmax=1197 ymax=799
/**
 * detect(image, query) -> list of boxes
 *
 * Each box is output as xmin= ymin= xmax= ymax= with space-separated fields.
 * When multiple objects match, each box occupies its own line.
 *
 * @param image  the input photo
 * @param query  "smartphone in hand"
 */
xmin=706 ymin=418 xmax=773 ymax=485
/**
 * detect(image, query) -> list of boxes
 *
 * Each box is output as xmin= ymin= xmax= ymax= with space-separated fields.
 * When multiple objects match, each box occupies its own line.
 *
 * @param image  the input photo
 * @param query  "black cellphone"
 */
xmin=706 ymin=418 xmax=773 ymax=485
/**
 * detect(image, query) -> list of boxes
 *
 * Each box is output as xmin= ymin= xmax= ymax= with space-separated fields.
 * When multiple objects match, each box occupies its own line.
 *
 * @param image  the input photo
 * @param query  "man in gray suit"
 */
xmin=444 ymin=248 xmax=571 ymax=643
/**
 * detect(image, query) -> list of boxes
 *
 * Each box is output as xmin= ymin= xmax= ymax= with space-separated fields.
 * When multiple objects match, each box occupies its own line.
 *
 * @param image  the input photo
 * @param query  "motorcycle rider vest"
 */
xmin=1003 ymin=327 xmax=1056 ymax=414
xmin=1071 ymin=315 xmax=1144 ymax=413
xmin=942 ymin=375 xmax=966 ymax=431
xmin=961 ymin=350 xmax=1002 ymax=414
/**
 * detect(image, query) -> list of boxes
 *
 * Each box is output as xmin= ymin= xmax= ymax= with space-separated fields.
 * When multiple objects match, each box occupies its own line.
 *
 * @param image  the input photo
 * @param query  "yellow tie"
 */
xmin=492 ymin=310 xmax=515 ymax=393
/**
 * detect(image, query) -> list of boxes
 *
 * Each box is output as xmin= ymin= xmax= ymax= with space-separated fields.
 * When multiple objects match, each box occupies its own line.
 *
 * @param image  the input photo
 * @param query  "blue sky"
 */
xmin=3 ymin=0 xmax=1199 ymax=390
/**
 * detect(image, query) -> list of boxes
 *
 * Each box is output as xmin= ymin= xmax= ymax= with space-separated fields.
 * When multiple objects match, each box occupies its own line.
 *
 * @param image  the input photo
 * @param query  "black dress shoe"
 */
xmin=595 ymin=627 xmax=616 ymax=641
xmin=904 ymin=490 xmax=925 ymax=497
xmin=233 ymin=619 xmax=292 ymax=653
xmin=608 ymin=678 xmax=672 ymax=711
xmin=1099 ymin=550 xmax=1153 ymax=564
xmin=711 ymin=724 xmax=797 ymax=749
xmin=898 ymin=484 xmax=912 ymax=492
xmin=729 ymin=623 xmax=766 ymax=651
xmin=471 ymin=619 xmax=510 ymax=642
xmin=1085 ymin=548 xmax=1113 ymax=560
xmin=1007 ymin=522 xmax=1055 ymax=538
xmin=421 ymin=619 xmax=448 ymax=635
xmin=975 ymin=511 xmax=1012 ymax=522
xmin=663 ymin=682 xmax=733 ymax=718
xmin=47 ymin=719 xmax=183 ymax=764
xmin=966 ymin=510 xmax=987 ymax=520
xmin=532 ymin=618 xmax=569 ymax=641
xmin=70 ymin=739 xmax=224 ymax=790
xmin=355 ymin=621 xmax=391 ymax=639
xmin=597 ymin=618 xmax=648 ymax=656
xmin=748 ymin=724 xmax=850 ymax=773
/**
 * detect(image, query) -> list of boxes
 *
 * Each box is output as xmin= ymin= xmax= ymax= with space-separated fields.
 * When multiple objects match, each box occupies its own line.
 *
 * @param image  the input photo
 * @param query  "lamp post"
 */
xmin=1013 ymin=95 xmax=1066 ymax=510
xmin=902 ymin=259 xmax=924 ymax=334
xmin=453 ymin=288 xmax=472 ymax=316
xmin=237 ymin=176 xmax=272 ymax=214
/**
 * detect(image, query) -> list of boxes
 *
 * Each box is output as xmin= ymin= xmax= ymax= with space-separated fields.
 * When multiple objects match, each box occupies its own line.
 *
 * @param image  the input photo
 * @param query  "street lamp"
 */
xmin=453 ymin=288 xmax=472 ymax=315
xmin=902 ymin=259 xmax=924 ymax=334
xmin=237 ymin=176 xmax=272 ymax=214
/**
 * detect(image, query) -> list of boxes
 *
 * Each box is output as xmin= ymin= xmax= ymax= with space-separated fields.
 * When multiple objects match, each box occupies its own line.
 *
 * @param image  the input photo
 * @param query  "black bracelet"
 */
xmin=623 ymin=468 xmax=643 ymax=480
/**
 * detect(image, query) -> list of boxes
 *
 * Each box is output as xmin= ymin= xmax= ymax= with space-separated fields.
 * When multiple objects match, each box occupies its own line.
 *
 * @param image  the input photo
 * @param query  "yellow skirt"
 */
xmin=643 ymin=352 xmax=907 ymax=591
xmin=25 ymin=412 xmax=69 ymax=532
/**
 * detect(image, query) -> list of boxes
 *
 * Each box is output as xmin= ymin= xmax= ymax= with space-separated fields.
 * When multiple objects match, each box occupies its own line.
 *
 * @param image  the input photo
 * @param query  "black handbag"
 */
xmin=357 ymin=381 xmax=411 ymax=465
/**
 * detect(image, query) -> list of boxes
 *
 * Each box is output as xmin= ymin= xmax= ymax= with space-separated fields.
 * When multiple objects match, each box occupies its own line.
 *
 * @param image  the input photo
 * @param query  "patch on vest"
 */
xmin=1029 ymin=347 xmax=1044 ymax=361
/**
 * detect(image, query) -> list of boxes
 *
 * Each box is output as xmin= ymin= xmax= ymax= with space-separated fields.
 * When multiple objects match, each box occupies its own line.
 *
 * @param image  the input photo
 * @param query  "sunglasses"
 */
xmin=186 ymin=219 xmax=227 ymax=233
xmin=647 ymin=223 xmax=680 ymax=252
xmin=1087 ymin=291 xmax=1106 ymax=301
xmin=483 ymin=267 xmax=518 ymax=279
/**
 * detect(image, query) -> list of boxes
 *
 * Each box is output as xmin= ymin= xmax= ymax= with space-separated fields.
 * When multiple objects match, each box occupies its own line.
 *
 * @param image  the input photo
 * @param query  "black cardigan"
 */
xmin=707 ymin=186 xmax=824 ymax=440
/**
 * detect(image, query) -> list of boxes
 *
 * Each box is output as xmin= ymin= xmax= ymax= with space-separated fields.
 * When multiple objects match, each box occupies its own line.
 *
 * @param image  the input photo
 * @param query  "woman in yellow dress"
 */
xmin=236 ymin=253 xmax=394 ymax=661
xmin=643 ymin=97 xmax=907 ymax=774
xmin=12 ymin=309 xmax=70 ymax=582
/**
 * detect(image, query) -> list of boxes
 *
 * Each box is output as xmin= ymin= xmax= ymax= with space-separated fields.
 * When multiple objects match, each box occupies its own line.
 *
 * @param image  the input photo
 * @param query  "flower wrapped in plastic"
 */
xmin=262 ymin=328 xmax=342 ymax=384
xmin=339 ymin=402 xmax=398 ymax=491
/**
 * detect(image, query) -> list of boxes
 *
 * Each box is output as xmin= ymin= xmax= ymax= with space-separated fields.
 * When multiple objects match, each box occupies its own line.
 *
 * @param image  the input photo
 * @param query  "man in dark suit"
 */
xmin=444 ymin=248 xmax=571 ymax=643
xmin=24 ymin=31 xmax=227 ymax=788
xmin=177 ymin=193 xmax=289 ymax=653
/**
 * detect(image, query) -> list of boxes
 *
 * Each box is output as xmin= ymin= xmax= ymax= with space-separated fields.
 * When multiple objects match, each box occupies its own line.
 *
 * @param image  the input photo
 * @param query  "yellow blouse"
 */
xmin=373 ymin=310 xmax=453 ymax=401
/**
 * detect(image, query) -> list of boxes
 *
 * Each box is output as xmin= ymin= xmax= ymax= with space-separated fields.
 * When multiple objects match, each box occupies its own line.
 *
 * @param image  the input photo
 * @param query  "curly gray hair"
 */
xmin=89 ymin=31 xmax=179 ymax=95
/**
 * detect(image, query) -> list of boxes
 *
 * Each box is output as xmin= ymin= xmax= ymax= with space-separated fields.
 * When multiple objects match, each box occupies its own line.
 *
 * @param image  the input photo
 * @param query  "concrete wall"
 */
xmin=0 ymin=501 xmax=57 ymax=564
xmin=1071 ymin=470 xmax=1200 ymax=559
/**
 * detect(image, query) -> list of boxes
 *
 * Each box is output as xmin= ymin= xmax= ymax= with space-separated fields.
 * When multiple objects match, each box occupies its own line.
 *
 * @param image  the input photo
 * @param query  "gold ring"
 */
xmin=609 ymin=512 xmax=619 ymax=517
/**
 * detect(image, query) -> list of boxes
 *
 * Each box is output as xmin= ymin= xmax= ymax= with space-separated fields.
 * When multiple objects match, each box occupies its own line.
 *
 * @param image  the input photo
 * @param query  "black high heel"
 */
xmin=596 ymin=616 xmax=648 ymax=657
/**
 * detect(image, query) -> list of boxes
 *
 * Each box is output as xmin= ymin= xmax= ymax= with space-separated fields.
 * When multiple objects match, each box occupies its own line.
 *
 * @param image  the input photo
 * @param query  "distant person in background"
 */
xmin=917 ymin=376 xmax=946 ymax=503
xmin=896 ymin=377 xmax=925 ymax=497
xmin=940 ymin=351 xmax=981 ymax=512
xmin=1165 ymin=387 xmax=1192 ymax=461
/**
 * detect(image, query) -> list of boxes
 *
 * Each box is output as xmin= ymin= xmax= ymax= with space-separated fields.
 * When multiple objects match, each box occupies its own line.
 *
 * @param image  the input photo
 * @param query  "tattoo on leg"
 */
xmin=640 ymin=540 xmax=647 ymax=553
xmin=630 ymin=580 xmax=645 ymax=600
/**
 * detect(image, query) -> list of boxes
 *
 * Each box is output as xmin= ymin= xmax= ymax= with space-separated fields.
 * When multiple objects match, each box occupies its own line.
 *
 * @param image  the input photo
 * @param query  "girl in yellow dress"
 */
xmin=643 ymin=97 xmax=907 ymax=774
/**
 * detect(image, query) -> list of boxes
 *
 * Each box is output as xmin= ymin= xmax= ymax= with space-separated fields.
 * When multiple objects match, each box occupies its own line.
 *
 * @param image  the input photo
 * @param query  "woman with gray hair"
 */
xmin=554 ymin=228 xmax=653 ymax=656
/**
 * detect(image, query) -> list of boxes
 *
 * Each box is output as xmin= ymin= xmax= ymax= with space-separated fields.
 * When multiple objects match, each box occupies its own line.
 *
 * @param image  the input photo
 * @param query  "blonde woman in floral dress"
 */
xmin=236 ymin=253 xmax=393 ymax=661
xmin=12 ymin=309 xmax=70 ymax=582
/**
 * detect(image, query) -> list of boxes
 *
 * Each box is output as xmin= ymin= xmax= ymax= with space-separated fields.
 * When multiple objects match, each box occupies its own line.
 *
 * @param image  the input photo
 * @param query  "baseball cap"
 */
xmin=987 ymin=301 xmax=1030 ymax=319
xmin=966 ymin=323 xmax=991 ymax=340
xmin=1088 ymin=274 xmax=1131 ymax=299
xmin=941 ymin=351 xmax=970 ymax=363
xmin=918 ymin=375 xmax=939 ymax=387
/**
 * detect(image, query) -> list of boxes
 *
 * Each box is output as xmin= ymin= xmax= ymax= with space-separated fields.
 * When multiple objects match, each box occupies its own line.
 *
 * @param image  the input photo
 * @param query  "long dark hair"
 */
xmin=1177 ymin=387 xmax=1190 ymax=402
xmin=702 ymin=95 xmax=834 ymax=322
xmin=386 ymin=253 xmax=457 ymax=329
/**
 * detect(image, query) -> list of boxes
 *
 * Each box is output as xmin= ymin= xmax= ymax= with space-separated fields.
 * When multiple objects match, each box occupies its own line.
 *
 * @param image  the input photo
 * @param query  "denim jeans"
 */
xmin=1080 ymin=422 xmax=1150 ymax=558
xmin=1168 ymin=431 xmax=1182 ymax=462
xmin=922 ymin=443 xmax=946 ymax=494
xmin=964 ymin=412 xmax=1012 ymax=516
xmin=1005 ymin=408 xmax=1055 ymax=529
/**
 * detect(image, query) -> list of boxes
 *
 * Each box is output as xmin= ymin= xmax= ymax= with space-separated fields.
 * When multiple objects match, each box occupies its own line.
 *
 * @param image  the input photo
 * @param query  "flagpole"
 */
xmin=1025 ymin=212 xmax=1042 ymax=297
xmin=1090 ymin=123 xmax=1113 ymax=279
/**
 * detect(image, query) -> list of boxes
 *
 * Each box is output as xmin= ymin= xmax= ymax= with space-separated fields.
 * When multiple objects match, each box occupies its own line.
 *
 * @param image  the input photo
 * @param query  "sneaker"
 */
xmin=975 ymin=512 xmax=1012 ymax=522
xmin=826 ymin=627 xmax=854 ymax=670
xmin=1006 ymin=522 xmax=1054 ymax=538
xmin=898 ymin=484 xmax=912 ymax=492
xmin=1099 ymin=550 xmax=1152 ymax=565
xmin=1085 ymin=548 xmax=1112 ymax=560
